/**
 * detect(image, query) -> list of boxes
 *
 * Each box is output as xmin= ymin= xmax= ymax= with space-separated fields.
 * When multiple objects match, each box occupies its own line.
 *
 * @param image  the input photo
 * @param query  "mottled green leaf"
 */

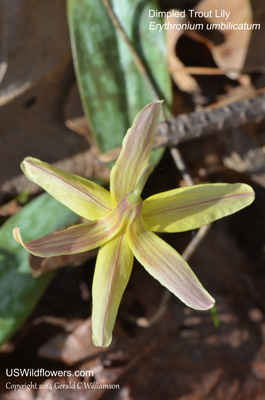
xmin=0 ymin=194 xmax=78 ymax=345
xmin=67 ymin=0 xmax=172 ymax=161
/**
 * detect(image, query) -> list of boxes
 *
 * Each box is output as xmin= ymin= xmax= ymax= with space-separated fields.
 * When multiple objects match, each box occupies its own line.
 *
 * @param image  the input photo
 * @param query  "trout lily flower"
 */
xmin=13 ymin=101 xmax=255 ymax=347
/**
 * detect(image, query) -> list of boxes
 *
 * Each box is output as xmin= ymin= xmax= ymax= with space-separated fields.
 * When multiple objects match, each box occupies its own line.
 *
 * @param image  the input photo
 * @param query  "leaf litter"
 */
xmin=1 ymin=0 xmax=265 ymax=398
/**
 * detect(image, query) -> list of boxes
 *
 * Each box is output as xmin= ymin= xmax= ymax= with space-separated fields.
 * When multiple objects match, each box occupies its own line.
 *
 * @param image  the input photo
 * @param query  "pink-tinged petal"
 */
xmin=143 ymin=183 xmax=255 ymax=232
xmin=92 ymin=230 xmax=134 ymax=347
xmin=110 ymin=101 xmax=162 ymax=202
xmin=13 ymin=197 xmax=131 ymax=257
xmin=127 ymin=204 xmax=215 ymax=310
xmin=21 ymin=157 xmax=114 ymax=220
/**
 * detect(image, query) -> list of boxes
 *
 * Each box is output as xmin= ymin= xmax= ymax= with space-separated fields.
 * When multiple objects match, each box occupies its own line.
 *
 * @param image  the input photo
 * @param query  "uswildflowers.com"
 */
xmin=6 ymin=368 xmax=93 ymax=378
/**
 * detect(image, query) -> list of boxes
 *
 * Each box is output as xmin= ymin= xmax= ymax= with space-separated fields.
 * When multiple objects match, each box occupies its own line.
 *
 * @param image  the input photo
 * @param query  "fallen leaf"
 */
xmin=223 ymin=128 xmax=265 ymax=188
xmin=197 ymin=0 xmax=252 ymax=78
xmin=30 ymin=249 xmax=98 ymax=277
xmin=166 ymin=12 xmax=200 ymax=93
xmin=0 ymin=58 xmax=110 ymax=202
xmin=38 ymin=319 xmax=105 ymax=365
xmin=0 ymin=0 xmax=70 ymax=106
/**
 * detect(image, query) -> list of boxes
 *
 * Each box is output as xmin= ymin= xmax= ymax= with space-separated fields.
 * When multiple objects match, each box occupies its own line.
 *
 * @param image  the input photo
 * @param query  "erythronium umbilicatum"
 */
xmin=14 ymin=101 xmax=255 ymax=347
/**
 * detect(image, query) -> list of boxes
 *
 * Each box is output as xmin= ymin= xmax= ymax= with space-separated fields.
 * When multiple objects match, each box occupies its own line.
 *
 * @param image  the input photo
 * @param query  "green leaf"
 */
xmin=67 ymin=0 xmax=172 ymax=160
xmin=0 ymin=193 xmax=78 ymax=345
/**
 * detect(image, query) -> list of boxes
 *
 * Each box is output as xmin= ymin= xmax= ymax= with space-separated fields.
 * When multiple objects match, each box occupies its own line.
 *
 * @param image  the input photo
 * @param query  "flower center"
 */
xmin=127 ymin=164 xmax=153 ymax=205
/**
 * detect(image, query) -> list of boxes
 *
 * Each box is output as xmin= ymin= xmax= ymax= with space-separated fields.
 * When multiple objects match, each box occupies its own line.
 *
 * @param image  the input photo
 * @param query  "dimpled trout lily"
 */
xmin=13 ymin=101 xmax=255 ymax=347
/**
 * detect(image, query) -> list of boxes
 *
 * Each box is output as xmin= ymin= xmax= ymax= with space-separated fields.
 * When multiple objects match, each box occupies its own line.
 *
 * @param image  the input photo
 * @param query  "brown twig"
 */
xmin=99 ymin=92 xmax=265 ymax=163
xmin=172 ymin=66 xmax=265 ymax=75
xmin=170 ymin=147 xmax=194 ymax=186
xmin=159 ymin=92 xmax=265 ymax=146
xmin=182 ymin=224 xmax=212 ymax=261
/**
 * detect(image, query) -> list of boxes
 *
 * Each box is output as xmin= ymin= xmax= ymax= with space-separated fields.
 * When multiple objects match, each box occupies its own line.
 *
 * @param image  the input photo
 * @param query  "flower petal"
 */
xmin=22 ymin=157 xmax=114 ymax=220
xmin=127 ymin=204 xmax=215 ymax=310
xmin=110 ymin=101 xmax=162 ymax=202
xmin=13 ymin=197 xmax=131 ymax=257
xmin=143 ymin=183 xmax=255 ymax=232
xmin=92 ymin=230 xmax=134 ymax=347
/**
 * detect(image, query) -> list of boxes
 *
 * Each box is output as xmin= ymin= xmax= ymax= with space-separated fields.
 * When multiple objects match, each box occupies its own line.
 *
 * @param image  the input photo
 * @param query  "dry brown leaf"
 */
xmin=223 ymin=128 xmax=265 ymax=187
xmin=63 ymin=83 xmax=99 ymax=148
xmin=30 ymin=249 xmax=98 ymax=277
xmin=166 ymin=12 xmax=200 ymax=93
xmin=65 ymin=117 xmax=95 ymax=145
xmin=0 ymin=0 xmax=70 ymax=106
xmin=37 ymin=319 xmax=105 ymax=365
xmin=33 ymin=316 xmax=84 ymax=333
xmin=0 ymin=199 xmax=21 ymax=217
xmin=0 ymin=58 xmax=109 ymax=203
xmin=197 ymin=0 xmax=252 ymax=78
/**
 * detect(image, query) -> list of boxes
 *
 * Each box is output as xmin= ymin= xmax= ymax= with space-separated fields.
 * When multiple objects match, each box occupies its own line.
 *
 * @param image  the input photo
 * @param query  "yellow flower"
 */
xmin=13 ymin=101 xmax=254 ymax=347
